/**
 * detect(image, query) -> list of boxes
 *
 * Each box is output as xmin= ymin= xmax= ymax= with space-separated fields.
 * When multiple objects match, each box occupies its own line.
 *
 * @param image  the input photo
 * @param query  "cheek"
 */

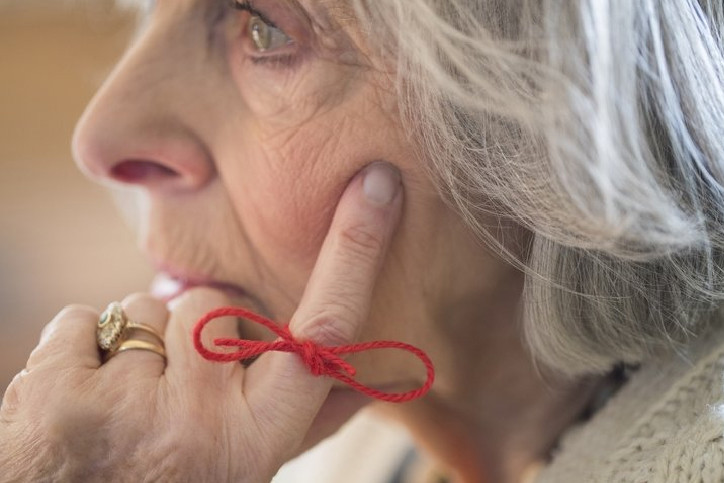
xmin=222 ymin=127 xmax=357 ymax=276
xmin=218 ymin=53 xmax=412 ymax=304
xmin=246 ymin=168 xmax=339 ymax=267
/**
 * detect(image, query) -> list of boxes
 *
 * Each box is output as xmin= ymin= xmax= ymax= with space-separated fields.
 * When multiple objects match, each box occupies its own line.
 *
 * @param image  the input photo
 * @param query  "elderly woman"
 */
xmin=2 ymin=0 xmax=724 ymax=481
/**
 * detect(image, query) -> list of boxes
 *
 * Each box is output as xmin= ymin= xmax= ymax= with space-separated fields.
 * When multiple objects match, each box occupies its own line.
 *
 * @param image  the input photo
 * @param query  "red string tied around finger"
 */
xmin=193 ymin=307 xmax=435 ymax=403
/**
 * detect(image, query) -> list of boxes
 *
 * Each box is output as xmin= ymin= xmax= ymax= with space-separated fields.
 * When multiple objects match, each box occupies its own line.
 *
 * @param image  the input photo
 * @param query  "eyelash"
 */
xmin=230 ymin=1 xmax=278 ymax=30
xmin=229 ymin=0 xmax=299 ymax=69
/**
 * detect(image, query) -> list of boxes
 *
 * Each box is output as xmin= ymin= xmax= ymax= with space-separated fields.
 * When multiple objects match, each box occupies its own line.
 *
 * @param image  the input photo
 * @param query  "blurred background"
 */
xmin=0 ymin=1 xmax=152 ymax=394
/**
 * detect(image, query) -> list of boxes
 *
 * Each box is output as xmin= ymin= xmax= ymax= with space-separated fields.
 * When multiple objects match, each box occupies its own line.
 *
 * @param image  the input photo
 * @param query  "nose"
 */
xmin=72 ymin=24 xmax=215 ymax=192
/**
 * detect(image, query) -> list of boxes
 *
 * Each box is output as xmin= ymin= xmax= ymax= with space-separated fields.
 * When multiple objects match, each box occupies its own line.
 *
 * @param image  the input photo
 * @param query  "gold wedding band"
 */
xmin=124 ymin=321 xmax=164 ymax=344
xmin=103 ymin=339 xmax=167 ymax=362
xmin=97 ymin=302 xmax=166 ymax=362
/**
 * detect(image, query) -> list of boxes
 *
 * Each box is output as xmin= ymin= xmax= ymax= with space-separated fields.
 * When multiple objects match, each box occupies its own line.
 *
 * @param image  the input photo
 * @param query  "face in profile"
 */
xmin=73 ymin=0 xmax=504 ymax=446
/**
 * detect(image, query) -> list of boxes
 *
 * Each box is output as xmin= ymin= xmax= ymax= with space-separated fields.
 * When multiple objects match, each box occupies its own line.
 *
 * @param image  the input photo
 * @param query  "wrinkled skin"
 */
xmin=1 ymin=0 xmax=538 ymax=481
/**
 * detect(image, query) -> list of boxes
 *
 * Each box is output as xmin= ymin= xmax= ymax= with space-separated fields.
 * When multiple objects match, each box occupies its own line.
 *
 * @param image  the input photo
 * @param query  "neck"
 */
xmin=378 ymin=268 xmax=598 ymax=483
xmin=376 ymin=370 xmax=597 ymax=483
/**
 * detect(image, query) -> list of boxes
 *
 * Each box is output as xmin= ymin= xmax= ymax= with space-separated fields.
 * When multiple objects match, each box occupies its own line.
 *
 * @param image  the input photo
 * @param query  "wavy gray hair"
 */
xmin=352 ymin=0 xmax=724 ymax=374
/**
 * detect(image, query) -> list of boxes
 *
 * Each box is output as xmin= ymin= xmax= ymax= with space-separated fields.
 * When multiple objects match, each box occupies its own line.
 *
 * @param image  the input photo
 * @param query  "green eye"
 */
xmin=248 ymin=15 xmax=291 ymax=53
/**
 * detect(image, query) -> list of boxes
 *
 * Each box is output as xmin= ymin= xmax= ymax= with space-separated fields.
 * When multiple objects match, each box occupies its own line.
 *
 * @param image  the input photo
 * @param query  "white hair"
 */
xmin=352 ymin=0 xmax=724 ymax=374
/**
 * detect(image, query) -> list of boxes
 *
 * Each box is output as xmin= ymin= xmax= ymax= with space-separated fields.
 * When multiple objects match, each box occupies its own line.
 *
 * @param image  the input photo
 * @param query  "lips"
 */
xmin=150 ymin=272 xmax=248 ymax=303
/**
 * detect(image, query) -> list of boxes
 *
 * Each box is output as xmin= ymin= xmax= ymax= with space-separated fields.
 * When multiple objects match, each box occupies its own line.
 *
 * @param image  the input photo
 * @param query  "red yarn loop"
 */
xmin=193 ymin=307 xmax=435 ymax=403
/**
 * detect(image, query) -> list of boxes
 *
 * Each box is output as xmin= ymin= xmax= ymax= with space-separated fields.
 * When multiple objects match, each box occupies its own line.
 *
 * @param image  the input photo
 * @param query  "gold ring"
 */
xmin=97 ymin=302 xmax=165 ymax=353
xmin=124 ymin=321 xmax=164 ymax=344
xmin=103 ymin=339 xmax=167 ymax=362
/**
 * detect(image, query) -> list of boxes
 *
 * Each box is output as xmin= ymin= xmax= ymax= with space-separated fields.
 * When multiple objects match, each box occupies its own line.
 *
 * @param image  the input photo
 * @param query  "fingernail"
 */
xmin=362 ymin=162 xmax=401 ymax=206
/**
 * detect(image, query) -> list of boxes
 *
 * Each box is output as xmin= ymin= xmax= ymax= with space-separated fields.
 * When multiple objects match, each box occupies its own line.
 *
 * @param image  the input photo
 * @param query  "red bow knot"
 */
xmin=193 ymin=307 xmax=435 ymax=403
xmin=304 ymin=341 xmax=352 ymax=377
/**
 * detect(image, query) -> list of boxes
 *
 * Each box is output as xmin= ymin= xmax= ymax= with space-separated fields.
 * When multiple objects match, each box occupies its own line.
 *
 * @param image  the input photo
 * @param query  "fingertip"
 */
xmin=361 ymin=162 xmax=402 ymax=207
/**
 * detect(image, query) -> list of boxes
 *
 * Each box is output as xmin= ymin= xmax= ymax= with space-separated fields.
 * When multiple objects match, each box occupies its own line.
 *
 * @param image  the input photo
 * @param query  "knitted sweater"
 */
xmin=537 ymin=325 xmax=724 ymax=482
xmin=275 ymin=326 xmax=724 ymax=482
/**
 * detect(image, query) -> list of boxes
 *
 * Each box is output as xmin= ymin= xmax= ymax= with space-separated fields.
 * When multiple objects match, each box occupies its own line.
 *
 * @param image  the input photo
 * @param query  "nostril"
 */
xmin=110 ymin=160 xmax=180 ymax=184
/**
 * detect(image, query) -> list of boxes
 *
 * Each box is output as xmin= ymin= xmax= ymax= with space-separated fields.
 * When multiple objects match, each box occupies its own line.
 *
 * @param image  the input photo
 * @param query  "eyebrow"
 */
xmin=266 ymin=0 xmax=357 ymax=34
xmin=119 ymin=0 xmax=356 ymax=30
xmin=117 ymin=0 xmax=360 ymax=56
xmin=304 ymin=0 xmax=357 ymax=30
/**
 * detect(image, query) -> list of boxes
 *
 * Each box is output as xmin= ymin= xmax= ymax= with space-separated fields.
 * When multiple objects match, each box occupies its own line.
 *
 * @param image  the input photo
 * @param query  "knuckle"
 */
xmin=38 ymin=319 xmax=57 ymax=343
xmin=1 ymin=370 xmax=28 ymax=416
xmin=29 ymin=307 xmax=97 ymax=368
xmin=26 ymin=339 xmax=72 ymax=370
xmin=26 ymin=341 xmax=56 ymax=369
xmin=25 ymin=347 xmax=44 ymax=370
xmin=337 ymin=223 xmax=385 ymax=261
xmin=299 ymin=310 xmax=357 ymax=347
xmin=39 ymin=305 xmax=97 ymax=344
xmin=57 ymin=304 xmax=98 ymax=321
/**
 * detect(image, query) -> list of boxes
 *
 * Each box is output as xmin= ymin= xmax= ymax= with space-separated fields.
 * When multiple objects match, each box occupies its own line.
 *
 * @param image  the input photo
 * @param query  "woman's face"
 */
xmin=73 ymin=0 xmax=495 ymax=447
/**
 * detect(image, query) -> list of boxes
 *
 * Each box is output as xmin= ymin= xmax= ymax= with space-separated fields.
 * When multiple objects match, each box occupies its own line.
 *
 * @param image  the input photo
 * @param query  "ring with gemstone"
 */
xmin=97 ymin=302 xmax=165 ymax=358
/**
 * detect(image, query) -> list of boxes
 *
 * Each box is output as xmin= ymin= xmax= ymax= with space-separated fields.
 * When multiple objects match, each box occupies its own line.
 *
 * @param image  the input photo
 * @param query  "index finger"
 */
xmin=244 ymin=162 xmax=402 ymax=444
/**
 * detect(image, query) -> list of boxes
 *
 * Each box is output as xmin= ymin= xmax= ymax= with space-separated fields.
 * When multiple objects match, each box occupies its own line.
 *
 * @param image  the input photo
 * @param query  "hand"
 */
xmin=0 ymin=163 xmax=402 ymax=482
